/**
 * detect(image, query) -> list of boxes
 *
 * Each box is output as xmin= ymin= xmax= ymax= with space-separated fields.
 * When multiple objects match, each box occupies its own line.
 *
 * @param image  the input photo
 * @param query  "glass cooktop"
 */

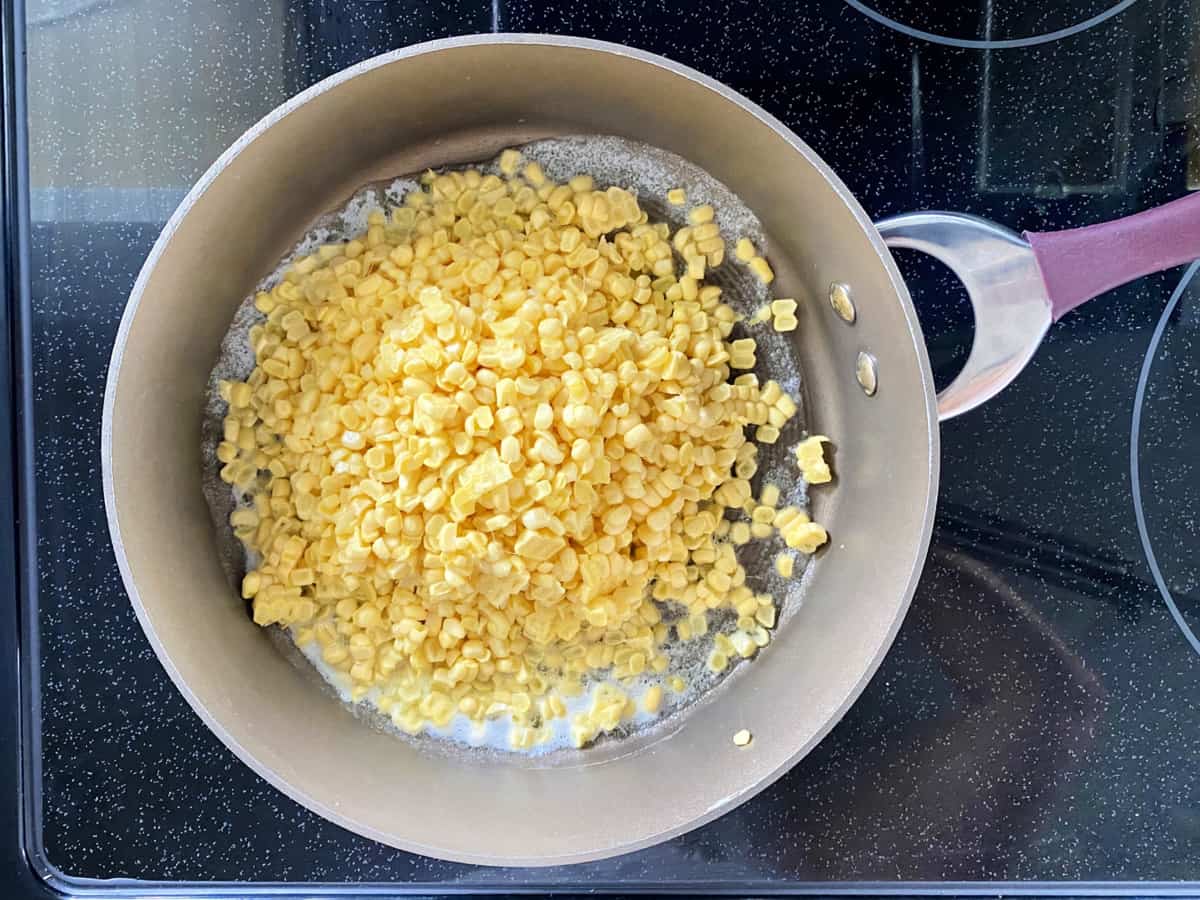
xmin=16 ymin=0 xmax=1200 ymax=892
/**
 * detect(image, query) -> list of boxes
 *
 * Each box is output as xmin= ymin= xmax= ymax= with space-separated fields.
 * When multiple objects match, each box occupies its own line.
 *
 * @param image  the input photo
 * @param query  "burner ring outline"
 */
xmin=1131 ymin=260 xmax=1200 ymax=657
xmin=844 ymin=0 xmax=1138 ymax=49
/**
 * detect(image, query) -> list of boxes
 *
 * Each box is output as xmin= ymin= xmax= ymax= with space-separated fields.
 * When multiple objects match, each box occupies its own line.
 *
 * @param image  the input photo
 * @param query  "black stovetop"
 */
xmin=9 ymin=0 xmax=1200 ymax=894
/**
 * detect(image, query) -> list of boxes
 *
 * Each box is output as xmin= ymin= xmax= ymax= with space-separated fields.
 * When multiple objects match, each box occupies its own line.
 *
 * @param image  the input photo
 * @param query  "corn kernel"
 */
xmin=523 ymin=162 xmax=547 ymax=187
xmin=775 ymin=553 xmax=794 ymax=578
xmin=241 ymin=571 xmax=261 ymax=599
xmin=229 ymin=382 xmax=252 ymax=408
xmin=757 ymin=425 xmax=780 ymax=444
xmin=730 ymin=521 xmax=751 ymax=545
xmin=498 ymin=148 xmax=522 ymax=176
xmin=730 ymin=630 xmax=757 ymax=658
xmin=774 ymin=506 xmax=806 ymax=530
xmin=642 ymin=685 xmax=663 ymax=714
xmin=667 ymin=188 xmax=686 ymax=206
xmin=783 ymin=521 xmax=828 ymax=554
xmin=795 ymin=435 xmax=832 ymax=484
xmin=773 ymin=314 xmax=798 ymax=332
xmin=749 ymin=256 xmax=774 ymax=284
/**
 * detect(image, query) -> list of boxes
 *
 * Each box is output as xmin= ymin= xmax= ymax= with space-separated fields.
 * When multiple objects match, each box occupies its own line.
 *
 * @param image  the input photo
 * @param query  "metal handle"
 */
xmin=876 ymin=212 xmax=1053 ymax=422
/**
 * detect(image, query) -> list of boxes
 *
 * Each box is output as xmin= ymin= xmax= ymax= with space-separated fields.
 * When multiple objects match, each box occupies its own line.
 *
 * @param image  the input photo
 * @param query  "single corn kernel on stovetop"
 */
xmin=215 ymin=149 xmax=830 ymax=751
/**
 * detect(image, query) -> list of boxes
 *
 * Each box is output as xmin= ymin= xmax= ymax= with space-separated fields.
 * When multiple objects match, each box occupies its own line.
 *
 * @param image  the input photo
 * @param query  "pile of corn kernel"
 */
xmin=216 ymin=151 xmax=831 ymax=750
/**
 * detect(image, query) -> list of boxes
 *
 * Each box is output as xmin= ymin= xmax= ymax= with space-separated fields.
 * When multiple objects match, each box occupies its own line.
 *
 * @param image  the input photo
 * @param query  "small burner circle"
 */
xmin=844 ymin=0 xmax=1139 ymax=49
xmin=1131 ymin=261 xmax=1200 ymax=657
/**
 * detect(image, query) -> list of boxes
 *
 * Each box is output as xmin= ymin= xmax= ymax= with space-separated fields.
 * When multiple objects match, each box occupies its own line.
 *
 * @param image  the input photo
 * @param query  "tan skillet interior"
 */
xmin=103 ymin=36 xmax=937 ymax=866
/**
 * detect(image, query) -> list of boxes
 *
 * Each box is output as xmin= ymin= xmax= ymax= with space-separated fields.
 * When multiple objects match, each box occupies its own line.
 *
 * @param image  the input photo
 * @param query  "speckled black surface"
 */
xmin=21 ymin=0 xmax=1200 ymax=891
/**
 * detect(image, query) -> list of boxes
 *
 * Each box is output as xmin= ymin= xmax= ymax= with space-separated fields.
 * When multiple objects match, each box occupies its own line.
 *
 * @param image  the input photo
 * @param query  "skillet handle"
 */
xmin=875 ymin=212 xmax=1053 ymax=422
xmin=1025 ymin=192 xmax=1200 ymax=321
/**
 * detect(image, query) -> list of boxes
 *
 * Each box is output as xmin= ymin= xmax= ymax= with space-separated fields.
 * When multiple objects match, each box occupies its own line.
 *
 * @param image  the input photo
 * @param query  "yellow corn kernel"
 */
xmin=733 ymin=728 xmax=752 ymax=746
xmin=749 ymin=256 xmax=774 ymax=283
xmin=729 ymin=521 xmax=751 ymax=545
xmin=735 ymin=237 xmax=756 ymax=262
xmin=783 ymin=520 xmax=828 ymax=554
xmin=730 ymin=630 xmax=757 ymax=658
xmin=229 ymin=509 xmax=259 ymax=531
xmin=642 ymin=685 xmax=663 ymax=714
xmin=731 ymin=337 xmax=755 ymax=356
xmin=759 ymin=483 xmax=780 ymax=507
xmin=756 ymin=425 xmax=780 ymax=444
xmin=773 ymin=314 xmax=798 ymax=332
xmin=774 ymin=506 xmax=806 ymax=530
xmin=241 ymin=571 xmax=261 ymax=599
xmin=775 ymin=553 xmax=794 ymax=578
xmin=752 ymin=505 xmax=775 ymax=525
xmin=667 ymin=188 xmax=686 ymax=206
xmin=688 ymin=204 xmax=714 ymax=225
xmin=498 ymin=148 xmax=522 ymax=176
xmin=229 ymin=382 xmax=253 ymax=408
xmin=563 ymin=174 xmax=591 ymax=194
xmin=523 ymin=161 xmax=546 ymax=187
xmin=770 ymin=298 xmax=797 ymax=318
xmin=795 ymin=435 xmax=832 ymax=484
xmin=771 ymin=298 xmax=799 ymax=332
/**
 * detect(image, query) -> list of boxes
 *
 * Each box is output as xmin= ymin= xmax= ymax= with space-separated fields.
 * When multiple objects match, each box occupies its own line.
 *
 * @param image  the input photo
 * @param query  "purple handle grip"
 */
xmin=1025 ymin=192 xmax=1200 ymax=321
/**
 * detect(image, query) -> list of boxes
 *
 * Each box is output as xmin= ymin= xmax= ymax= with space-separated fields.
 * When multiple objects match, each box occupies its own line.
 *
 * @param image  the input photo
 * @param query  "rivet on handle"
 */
xmin=829 ymin=282 xmax=856 ymax=323
xmin=855 ymin=351 xmax=878 ymax=396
